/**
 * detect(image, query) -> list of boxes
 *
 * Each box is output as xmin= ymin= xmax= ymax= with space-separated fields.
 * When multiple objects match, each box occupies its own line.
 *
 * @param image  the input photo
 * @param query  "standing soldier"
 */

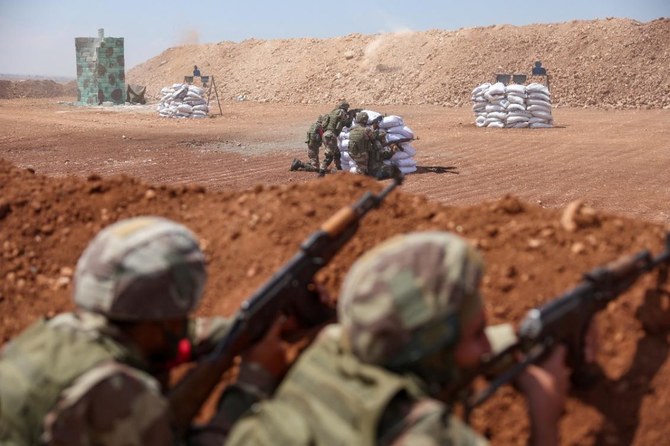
xmin=318 ymin=100 xmax=350 ymax=177
xmin=290 ymin=115 xmax=324 ymax=172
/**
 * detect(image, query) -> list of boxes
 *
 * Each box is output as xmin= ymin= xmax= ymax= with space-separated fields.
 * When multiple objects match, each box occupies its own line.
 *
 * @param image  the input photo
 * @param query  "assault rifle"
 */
xmin=382 ymin=137 xmax=414 ymax=149
xmin=464 ymin=233 xmax=670 ymax=415
xmin=168 ymin=171 xmax=404 ymax=437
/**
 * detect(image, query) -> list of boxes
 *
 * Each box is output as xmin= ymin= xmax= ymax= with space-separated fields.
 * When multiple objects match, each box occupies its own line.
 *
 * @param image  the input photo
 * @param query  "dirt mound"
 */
xmin=128 ymin=17 xmax=670 ymax=109
xmin=0 ymin=79 xmax=77 ymax=99
xmin=1 ymin=158 xmax=669 ymax=445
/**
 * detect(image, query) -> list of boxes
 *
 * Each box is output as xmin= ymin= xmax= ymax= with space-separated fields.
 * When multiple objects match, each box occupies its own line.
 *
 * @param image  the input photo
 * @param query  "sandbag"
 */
xmin=362 ymin=109 xmax=382 ymax=122
xmin=386 ymin=125 xmax=415 ymax=139
xmin=527 ymin=98 xmax=552 ymax=108
xmin=507 ymin=103 xmax=526 ymax=112
xmin=531 ymin=110 xmax=552 ymax=120
xmin=506 ymin=116 xmax=530 ymax=124
xmin=399 ymin=143 xmax=417 ymax=156
xmin=486 ymin=104 xmax=506 ymax=113
xmin=390 ymin=150 xmax=411 ymax=161
xmin=126 ymin=84 xmax=146 ymax=104
xmin=399 ymin=165 xmax=417 ymax=174
xmin=380 ymin=115 xmax=404 ymax=129
xmin=507 ymin=94 xmax=526 ymax=105
xmin=505 ymin=84 xmax=526 ymax=94
xmin=526 ymin=83 xmax=550 ymax=94
xmin=528 ymin=92 xmax=552 ymax=103
xmin=487 ymin=111 xmax=507 ymax=120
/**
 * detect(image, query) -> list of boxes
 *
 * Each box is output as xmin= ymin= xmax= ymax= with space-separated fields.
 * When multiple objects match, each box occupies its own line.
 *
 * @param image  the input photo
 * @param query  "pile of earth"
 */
xmin=128 ymin=17 xmax=670 ymax=109
xmin=0 ymin=79 xmax=77 ymax=99
xmin=1 ymin=158 xmax=669 ymax=444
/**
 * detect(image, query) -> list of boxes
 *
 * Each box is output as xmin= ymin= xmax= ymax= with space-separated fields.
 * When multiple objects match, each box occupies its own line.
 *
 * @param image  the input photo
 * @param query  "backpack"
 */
xmin=320 ymin=113 xmax=331 ymax=131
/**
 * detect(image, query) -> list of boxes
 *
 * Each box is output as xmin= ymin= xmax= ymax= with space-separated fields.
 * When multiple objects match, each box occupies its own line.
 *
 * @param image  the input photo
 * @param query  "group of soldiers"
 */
xmin=290 ymin=101 xmax=402 ymax=180
xmin=0 ymin=215 xmax=574 ymax=445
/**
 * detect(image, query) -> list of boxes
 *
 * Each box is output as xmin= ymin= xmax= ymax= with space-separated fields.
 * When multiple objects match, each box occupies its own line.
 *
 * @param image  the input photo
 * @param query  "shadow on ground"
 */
xmin=414 ymin=166 xmax=459 ymax=175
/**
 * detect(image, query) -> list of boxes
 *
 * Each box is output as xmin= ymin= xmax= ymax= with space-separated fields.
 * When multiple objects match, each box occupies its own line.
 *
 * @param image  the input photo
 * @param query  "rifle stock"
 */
xmin=167 ymin=173 xmax=404 ymax=437
xmin=465 ymin=232 xmax=670 ymax=414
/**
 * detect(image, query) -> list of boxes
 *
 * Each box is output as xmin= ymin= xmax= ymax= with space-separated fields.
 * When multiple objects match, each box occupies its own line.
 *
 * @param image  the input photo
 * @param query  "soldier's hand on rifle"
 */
xmin=515 ymin=345 xmax=570 ymax=446
xmin=240 ymin=315 xmax=303 ymax=381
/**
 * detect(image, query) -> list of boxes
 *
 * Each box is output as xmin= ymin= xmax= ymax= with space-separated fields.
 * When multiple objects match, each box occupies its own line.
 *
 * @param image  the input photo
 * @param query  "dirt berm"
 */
xmin=128 ymin=17 xmax=670 ymax=109
xmin=1 ymin=158 xmax=669 ymax=445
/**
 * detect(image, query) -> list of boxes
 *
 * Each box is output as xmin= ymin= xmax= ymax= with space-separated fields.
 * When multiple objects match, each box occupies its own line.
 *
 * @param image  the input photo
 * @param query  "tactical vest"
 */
xmin=228 ymin=326 xmax=429 ymax=445
xmin=347 ymin=126 xmax=370 ymax=157
xmin=326 ymin=108 xmax=344 ymax=135
xmin=0 ymin=313 xmax=144 ymax=444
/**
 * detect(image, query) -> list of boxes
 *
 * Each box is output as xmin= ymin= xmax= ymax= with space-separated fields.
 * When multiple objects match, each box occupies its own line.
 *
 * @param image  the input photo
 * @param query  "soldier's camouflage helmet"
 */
xmin=355 ymin=111 xmax=369 ymax=125
xmin=73 ymin=216 xmax=207 ymax=321
xmin=338 ymin=101 xmax=350 ymax=111
xmin=338 ymin=232 xmax=484 ymax=368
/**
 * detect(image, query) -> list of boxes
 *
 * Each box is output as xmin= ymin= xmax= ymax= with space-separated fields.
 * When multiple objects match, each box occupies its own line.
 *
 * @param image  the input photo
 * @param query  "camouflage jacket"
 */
xmin=226 ymin=324 xmax=488 ymax=445
xmin=306 ymin=120 xmax=324 ymax=146
xmin=325 ymin=107 xmax=347 ymax=136
xmin=0 ymin=311 xmax=238 ymax=446
xmin=368 ymin=129 xmax=394 ymax=173
xmin=348 ymin=125 xmax=374 ymax=174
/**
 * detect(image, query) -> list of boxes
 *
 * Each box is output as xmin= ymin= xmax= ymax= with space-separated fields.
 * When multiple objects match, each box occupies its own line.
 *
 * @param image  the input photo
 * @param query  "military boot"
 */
xmin=289 ymin=159 xmax=304 ymax=171
xmin=317 ymin=169 xmax=326 ymax=178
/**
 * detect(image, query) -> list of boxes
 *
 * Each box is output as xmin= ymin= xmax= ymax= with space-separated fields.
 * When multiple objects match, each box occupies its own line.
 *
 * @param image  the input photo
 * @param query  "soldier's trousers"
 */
xmin=320 ymin=135 xmax=342 ymax=171
xmin=307 ymin=142 xmax=320 ymax=169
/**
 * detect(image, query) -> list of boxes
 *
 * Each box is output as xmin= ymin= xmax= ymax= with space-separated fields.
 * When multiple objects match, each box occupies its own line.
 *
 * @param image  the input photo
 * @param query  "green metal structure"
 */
xmin=75 ymin=29 xmax=125 ymax=105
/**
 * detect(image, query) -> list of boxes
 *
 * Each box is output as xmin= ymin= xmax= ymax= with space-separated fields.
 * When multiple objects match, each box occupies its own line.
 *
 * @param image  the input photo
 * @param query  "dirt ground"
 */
xmin=1 ymin=98 xmax=670 ymax=445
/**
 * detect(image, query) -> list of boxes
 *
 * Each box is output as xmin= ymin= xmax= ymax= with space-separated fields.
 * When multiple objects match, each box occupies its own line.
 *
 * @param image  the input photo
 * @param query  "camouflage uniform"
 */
xmin=306 ymin=116 xmax=324 ymax=169
xmin=226 ymin=232 xmax=490 ymax=445
xmin=319 ymin=101 xmax=350 ymax=174
xmin=290 ymin=116 xmax=324 ymax=172
xmin=348 ymin=112 xmax=373 ymax=175
xmin=368 ymin=127 xmax=397 ymax=180
xmin=0 ymin=217 xmax=272 ymax=445
xmin=348 ymin=112 xmax=397 ymax=179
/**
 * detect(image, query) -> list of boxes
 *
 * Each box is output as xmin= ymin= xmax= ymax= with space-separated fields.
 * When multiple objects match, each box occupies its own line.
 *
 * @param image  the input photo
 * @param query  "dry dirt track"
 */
xmin=1 ymin=98 xmax=669 ymax=225
xmin=3 ymin=97 xmax=670 ymax=445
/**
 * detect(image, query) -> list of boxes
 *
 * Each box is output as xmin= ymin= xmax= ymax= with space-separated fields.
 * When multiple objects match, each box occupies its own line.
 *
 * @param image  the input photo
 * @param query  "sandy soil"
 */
xmin=1 ymin=98 xmax=669 ymax=445
xmin=1 ymin=99 xmax=668 ymax=224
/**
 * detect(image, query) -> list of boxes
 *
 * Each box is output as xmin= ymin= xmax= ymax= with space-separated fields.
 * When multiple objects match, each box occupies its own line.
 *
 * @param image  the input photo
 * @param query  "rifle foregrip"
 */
xmin=321 ymin=207 xmax=356 ymax=235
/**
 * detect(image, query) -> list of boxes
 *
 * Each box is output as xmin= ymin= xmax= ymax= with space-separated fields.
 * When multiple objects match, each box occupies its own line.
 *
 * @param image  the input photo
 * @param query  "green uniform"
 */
xmin=0 ymin=312 xmax=237 ymax=445
xmin=226 ymin=325 xmax=488 ymax=446
xmin=305 ymin=120 xmax=323 ymax=169
xmin=320 ymin=107 xmax=348 ymax=172
xmin=348 ymin=125 xmax=373 ymax=174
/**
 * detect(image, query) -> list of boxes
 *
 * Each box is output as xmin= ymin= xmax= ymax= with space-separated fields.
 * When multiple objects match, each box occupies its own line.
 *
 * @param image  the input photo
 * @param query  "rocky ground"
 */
xmin=1 ymin=15 xmax=670 ymax=446
xmin=127 ymin=17 xmax=670 ymax=109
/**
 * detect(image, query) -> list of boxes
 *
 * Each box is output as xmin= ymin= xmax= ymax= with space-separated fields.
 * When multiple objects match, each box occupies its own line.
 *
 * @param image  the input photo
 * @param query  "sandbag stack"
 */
xmin=505 ymin=84 xmax=530 ymax=128
xmin=338 ymin=110 xmax=418 ymax=175
xmin=157 ymin=83 xmax=209 ymax=118
xmin=525 ymin=83 xmax=553 ymax=128
xmin=472 ymin=83 xmax=490 ymax=127
xmin=471 ymin=82 xmax=553 ymax=128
